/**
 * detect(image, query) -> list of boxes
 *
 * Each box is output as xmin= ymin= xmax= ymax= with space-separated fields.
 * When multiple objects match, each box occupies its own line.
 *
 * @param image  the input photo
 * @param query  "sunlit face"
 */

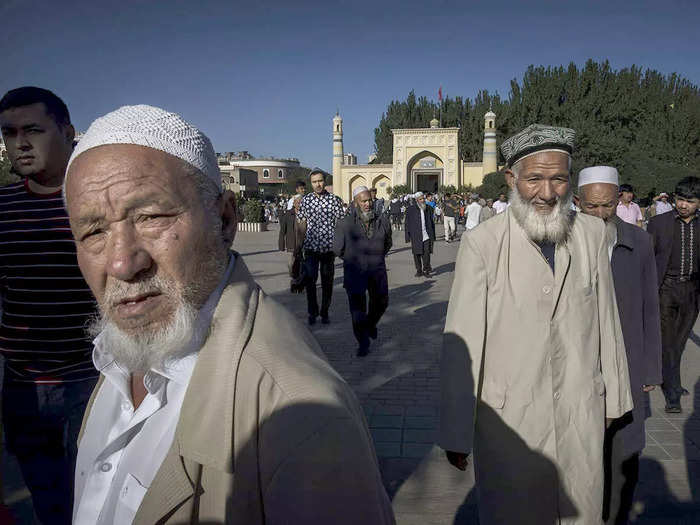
xmin=416 ymin=195 xmax=425 ymax=205
xmin=355 ymin=191 xmax=372 ymax=212
xmin=579 ymin=183 xmax=619 ymax=222
xmin=310 ymin=173 xmax=325 ymax=194
xmin=506 ymin=151 xmax=570 ymax=215
xmin=296 ymin=184 xmax=305 ymax=195
xmin=65 ymin=144 xmax=236 ymax=335
xmin=675 ymin=195 xmax=700 ymax=219
xmin=0 ymin=102 xmax=74 ymax=182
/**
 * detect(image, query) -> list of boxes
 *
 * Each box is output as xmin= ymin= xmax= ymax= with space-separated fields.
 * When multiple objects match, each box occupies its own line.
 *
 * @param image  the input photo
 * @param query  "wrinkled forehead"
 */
xmin=579 ymin=183 xmax=618 ymax=201
xmin=513 ymin=150 xmax=571 ymax=174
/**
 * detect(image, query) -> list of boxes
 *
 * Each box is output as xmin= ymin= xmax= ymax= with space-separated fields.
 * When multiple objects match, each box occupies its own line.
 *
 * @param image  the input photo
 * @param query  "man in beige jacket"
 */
xmin=439 ymin=124 xmax=633 ymax=525
xmin=65 ymin=105 xmax=394 ymax=524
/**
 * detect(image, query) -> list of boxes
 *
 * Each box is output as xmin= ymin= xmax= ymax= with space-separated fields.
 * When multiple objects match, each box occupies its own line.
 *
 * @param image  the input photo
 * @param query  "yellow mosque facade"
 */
xmin=332 ymin=110 xmax=499 ymax=203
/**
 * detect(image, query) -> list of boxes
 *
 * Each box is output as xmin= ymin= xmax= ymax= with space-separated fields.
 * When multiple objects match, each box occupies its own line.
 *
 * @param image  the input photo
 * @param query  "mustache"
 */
xmin=101 ymin=273 xmax=178 ymax=312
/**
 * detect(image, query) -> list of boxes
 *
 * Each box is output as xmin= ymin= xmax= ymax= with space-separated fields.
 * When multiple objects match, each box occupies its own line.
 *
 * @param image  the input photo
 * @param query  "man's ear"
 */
xmin=64 ymin=123 xmax=75 ymax=145
xmin=219 ymin=190 xmax=237 ymax=247
xmin=504 ymin=169 xmax=516 ymax=190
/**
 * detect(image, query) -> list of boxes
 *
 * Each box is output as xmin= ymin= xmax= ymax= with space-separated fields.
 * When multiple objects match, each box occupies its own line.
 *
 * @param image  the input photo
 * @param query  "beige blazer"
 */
xmin=439 ymin=210 xmax=633 ymax=525
xmin=79 ymin=257 xmax=395 ymax=524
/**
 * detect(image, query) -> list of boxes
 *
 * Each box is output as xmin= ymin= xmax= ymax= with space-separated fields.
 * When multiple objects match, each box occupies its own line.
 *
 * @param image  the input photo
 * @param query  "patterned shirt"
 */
xmin=298 ymin=191 xmax=345 ymax=252
xmin=667 ymin=212 xmax=698 ymax=278
xmin=0 ymin=180 xmax=98 ymax=383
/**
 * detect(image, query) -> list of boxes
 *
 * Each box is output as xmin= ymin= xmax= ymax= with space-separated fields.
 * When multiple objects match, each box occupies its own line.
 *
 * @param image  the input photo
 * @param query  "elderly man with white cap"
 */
xmin=333 ymin=186 xmax=392 ymax=356
xmin=404 ymin=191 xmax=436 ymax=277
xmin=578 ymin=166 xmax=662 ymax=524
xmin=65 ymin=105 xmax=394 ymax=525
xmin=440 ymin=124 xmax=633 ymax=524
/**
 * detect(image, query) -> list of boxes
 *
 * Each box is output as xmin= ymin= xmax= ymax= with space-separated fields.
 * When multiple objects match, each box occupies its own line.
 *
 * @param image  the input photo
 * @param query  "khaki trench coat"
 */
xmin=439 ymin=210 xmax=633 ymax=525
xmin=77 ymin=257 xmax=395 ymax=525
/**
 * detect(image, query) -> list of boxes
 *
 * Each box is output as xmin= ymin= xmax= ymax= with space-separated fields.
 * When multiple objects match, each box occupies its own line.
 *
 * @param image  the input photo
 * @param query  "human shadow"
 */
xmin=432 ymin=262 xmax=456 ymax=276
xmin=442 ymin=333 xmax=578 ymax=524
xmin=685 ymin=378 xmax=700 ymax=505
xmin=632 ymin=457 xmax=700 ymax=522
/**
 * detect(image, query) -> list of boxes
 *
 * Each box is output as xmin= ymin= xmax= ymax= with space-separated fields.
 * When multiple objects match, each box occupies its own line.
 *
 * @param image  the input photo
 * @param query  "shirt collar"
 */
xmin=674 ymin=210 xmax=698 ymax=223
xmin=92 ymin=254 xmax=237 ymax=384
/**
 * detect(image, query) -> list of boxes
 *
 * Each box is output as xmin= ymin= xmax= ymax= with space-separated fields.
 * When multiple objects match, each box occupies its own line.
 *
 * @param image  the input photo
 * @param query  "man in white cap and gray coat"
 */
xmin=334 ymin=186 xmax=392 ymax=356
xmin=578 ymin=166 xmax=662 ymax=524
xmin=439 ymin=124 xmax=633 ymax=524
xmin=65 ymin=105 xmax=395 ymax=524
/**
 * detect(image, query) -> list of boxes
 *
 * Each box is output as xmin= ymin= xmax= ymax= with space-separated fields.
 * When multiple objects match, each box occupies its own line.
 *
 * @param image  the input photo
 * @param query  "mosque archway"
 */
xmin=348 ymin=174 xmax=368 ymax=200
xmin=406 ymin=151 xmax=444 ymax=193
xmin=372 ymin=174 xmax=391 ymax=200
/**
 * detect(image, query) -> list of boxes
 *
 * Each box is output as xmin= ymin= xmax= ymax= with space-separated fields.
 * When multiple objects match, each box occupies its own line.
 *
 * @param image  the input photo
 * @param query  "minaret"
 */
xmin=332 ymin=112 xmax=343 ymax=183
xmin=482 ymin=108 xmax=498 ymax=175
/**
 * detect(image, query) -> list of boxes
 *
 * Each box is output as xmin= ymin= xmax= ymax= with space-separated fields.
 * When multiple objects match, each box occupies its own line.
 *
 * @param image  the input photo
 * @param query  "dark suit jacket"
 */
xmin=404 ymin=205 xmax=435 ymax=255
xmin=333 ymin=210 xmax=392 ymax=295
xmin=278 ymin=211 xmax=304 ymax=253
xmin=647 ymin=210 xmax=700 ymax=285
xmin=610 ymin=217 xmax=663 ymax=457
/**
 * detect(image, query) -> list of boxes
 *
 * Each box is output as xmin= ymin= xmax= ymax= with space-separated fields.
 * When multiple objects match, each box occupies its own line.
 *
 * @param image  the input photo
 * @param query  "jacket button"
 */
xmin=100 ymin=462 xmax=112 ymax=472
xmin=543 ymin=286 xmax=552 ymax=294
xmin=553 ymin=391 xmax=561 ymax=400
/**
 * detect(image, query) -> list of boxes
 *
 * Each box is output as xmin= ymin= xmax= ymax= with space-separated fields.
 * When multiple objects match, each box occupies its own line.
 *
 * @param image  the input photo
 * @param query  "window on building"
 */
xmin=336 ymin=124 xmax=339 ymax=132
xmin=263 ymin=169 xmax=270 ymax=178
xmin=278 ymin=169 xmax=283 ymax=178
xmin=489 ymin=121 xmax=493 ymax=128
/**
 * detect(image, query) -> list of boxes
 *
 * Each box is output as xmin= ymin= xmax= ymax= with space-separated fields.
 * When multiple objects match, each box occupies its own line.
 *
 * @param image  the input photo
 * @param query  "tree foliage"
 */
xmin=0 ymin=155 xmax=20 ymax=187
xmin=374 ymin=60 xmax=700 ymax=196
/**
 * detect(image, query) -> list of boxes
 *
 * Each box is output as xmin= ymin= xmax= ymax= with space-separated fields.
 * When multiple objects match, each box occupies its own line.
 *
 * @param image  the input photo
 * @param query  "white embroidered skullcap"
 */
xmin=352 ymin=185 xmax=369 ymax=199
xmin=66 ymin=104 xmax=221 ymax=191
xmin=413 ymin=191 xmax=424 ymax=199
xmin=578 ymin=166 xmax=619 ymax=188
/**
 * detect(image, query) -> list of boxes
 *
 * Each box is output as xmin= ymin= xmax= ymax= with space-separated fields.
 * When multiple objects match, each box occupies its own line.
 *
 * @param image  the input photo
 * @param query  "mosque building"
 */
xmin=332 ymin=110 xmax=499 ymax=203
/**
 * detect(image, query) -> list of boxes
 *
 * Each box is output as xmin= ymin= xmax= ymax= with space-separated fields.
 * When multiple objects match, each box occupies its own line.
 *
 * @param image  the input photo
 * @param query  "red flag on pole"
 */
xmin=438 ymin=86 xmax=443 ymax=102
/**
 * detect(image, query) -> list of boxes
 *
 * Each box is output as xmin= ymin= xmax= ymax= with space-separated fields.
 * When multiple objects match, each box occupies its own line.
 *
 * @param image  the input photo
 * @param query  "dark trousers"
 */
xmin=413 ymin=241 xmax=432 ymax=273
xmin=659 ymin=278 xmax=699 ymax=406
xmin=2 ymin=374 xmax=98 ymax=525
xmin=347 ymin=276 xmax=389 ymax=350
xmin=603 ymin=419 xmax=640 ymax=524
xmin=304 ymin=250 xmax=335 ymax=318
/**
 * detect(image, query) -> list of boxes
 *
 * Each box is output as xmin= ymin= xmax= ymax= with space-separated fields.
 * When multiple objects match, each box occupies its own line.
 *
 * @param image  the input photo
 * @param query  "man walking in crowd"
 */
xmin=617 ymin=183 xmax=643 ymax=227
xmin=370 ymin=187 xmax=385 ymax=216
xmin=492 ymin=192 xmax=508 ymax=214
xmin=279 ymin=194 xmax=305 ymax=293
xmin=443 ymin=192 xmax=459 ymax=242
xmin=405 ymin=191 xmax=435 ymax=277
xmin=66 ymin=105 xmax=394 ymax=524
xmin=334 ymin=186 xmax=392 ymax=357
xmin=653 ymin=192 xmax=673 ymax=215
xmin=298 ymin=168 xmax=345 ymax=325
xmin=465 ymin=194 xmax=481 ymax=230
xmin=287 ymin=179 xmax=306 ymax=210
xmin=578 ymin=166 xmax=662 ymax=524
xmin=479 ymin=198 xmax=495 ymax=222
xmin=0 ymin=87 xmax=99 ymax=524
xmin=440 ymin=124 xmax=632 ymax=525
xmin=647 ymin=176 xmax=700 ymax=414
xmin=389 ymin=196 xmax=403 ymax=230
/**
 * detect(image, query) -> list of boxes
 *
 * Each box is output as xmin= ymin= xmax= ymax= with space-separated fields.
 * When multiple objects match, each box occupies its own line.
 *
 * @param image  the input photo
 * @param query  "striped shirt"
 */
xmin=0 ymin=180 xmax=98 ymax=383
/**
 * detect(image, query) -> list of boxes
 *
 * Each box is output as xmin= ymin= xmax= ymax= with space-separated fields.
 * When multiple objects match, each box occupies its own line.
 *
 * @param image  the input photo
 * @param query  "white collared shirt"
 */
xmin=74 ymin=255 xmax=235 ymax=525
xmin=419 ymin=206 xmax=429 ymax=241
xmin=466 ymin=202 xmax=482 ymax=230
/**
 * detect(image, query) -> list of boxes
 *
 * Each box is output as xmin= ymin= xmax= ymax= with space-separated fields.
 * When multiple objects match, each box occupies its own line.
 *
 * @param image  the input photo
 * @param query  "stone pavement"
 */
xmin=3 ymin=222 xmax=699 ymax=523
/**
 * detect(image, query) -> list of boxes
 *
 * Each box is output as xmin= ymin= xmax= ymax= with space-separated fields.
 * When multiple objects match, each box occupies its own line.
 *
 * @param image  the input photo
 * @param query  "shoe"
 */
xmin=368 ymin=326 xmax=378 ymax=340
xmin=356 ymin=346 xmax=370 ymax=357
xmin=308 ymin=316 xmax=317 ymax=326
xmin=414 ymin=271 xmax=423 ymax=277
xmin=665 ymin=405 xmax=682 ymax=414
xmin=423 ymin=269 xmax=432 ymax=277
xmin=681 ymin=388 xmax=690 ymax=396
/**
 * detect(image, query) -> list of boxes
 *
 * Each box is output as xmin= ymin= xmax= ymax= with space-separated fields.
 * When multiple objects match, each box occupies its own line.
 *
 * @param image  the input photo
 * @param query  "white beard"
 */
xmin=509 ymin=187 xmax=573 ymax=245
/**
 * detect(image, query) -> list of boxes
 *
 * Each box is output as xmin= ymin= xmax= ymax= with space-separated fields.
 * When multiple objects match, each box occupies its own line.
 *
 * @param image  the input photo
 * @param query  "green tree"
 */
xmin=476 ymin=171 xmax=509 ymax=200
xmin=0 ymin=155 xmax=20 ymax=186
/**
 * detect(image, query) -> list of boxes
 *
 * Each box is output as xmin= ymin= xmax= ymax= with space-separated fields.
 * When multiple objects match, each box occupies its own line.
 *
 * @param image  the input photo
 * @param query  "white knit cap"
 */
xmin=578 ymin=166 xmax=619 ymax=188
xmin=352 ymin=185 xmax=369 ymax=199
xmin=413 ymin=191 xmax=424 ymax=199
xmin=66 ymin=104 xmax=221 ymax=191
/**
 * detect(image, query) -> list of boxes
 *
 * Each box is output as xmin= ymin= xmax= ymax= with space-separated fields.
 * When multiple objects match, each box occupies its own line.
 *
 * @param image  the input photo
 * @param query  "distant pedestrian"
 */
xmin=578 ymin=166 xmax=662 ymax=524
xmin=287 ymin=179 xmax=306 ymax=210
xmin=370 ymin=187 xmax=385 ymax=216
xmin=493 ymin=192 xmax=509 ymax=214
xmin=279 ymin=194 xmax=306 ymax=293
xmin=616 ymin=183 xmax=643 ymax=227
xmin=443 ymin=192 xmax=459 ymax=242
xmin=653 ymin=192 xmax=673 ymax=215
xmin=479 ymin=198 xmax=495 ymax=222
xmin=465 ymin=195 xmax=481 ymax=230
xmin=389 ymin=197 xmax=403 ymax=230
xmin=405 ymin=191 xmax=435 ymax=277
xmin=647 ymin=176 xmax=700 ymax=413
xmin=298 ymin=168 xmax=345 ymax=325
xmin=334 ymin=186 xmax=392 ymax=356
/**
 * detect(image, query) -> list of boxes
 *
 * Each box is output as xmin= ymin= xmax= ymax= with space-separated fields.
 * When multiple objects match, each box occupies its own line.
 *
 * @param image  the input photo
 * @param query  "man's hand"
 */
xmin=445 ymin=450 xmax=469 ymax=471
xmin=642 ymin=384 xmax=657 ymax=392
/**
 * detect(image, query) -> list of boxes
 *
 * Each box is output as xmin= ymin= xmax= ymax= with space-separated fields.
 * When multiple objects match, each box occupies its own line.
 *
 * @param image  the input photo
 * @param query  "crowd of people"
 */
xmin=0 ymin=85 xmax=698 ymax=525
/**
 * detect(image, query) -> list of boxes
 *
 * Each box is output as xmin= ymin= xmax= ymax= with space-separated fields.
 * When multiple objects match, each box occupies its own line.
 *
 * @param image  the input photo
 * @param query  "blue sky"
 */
xmin=2 ymin=0 xmax=698 ymax=171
